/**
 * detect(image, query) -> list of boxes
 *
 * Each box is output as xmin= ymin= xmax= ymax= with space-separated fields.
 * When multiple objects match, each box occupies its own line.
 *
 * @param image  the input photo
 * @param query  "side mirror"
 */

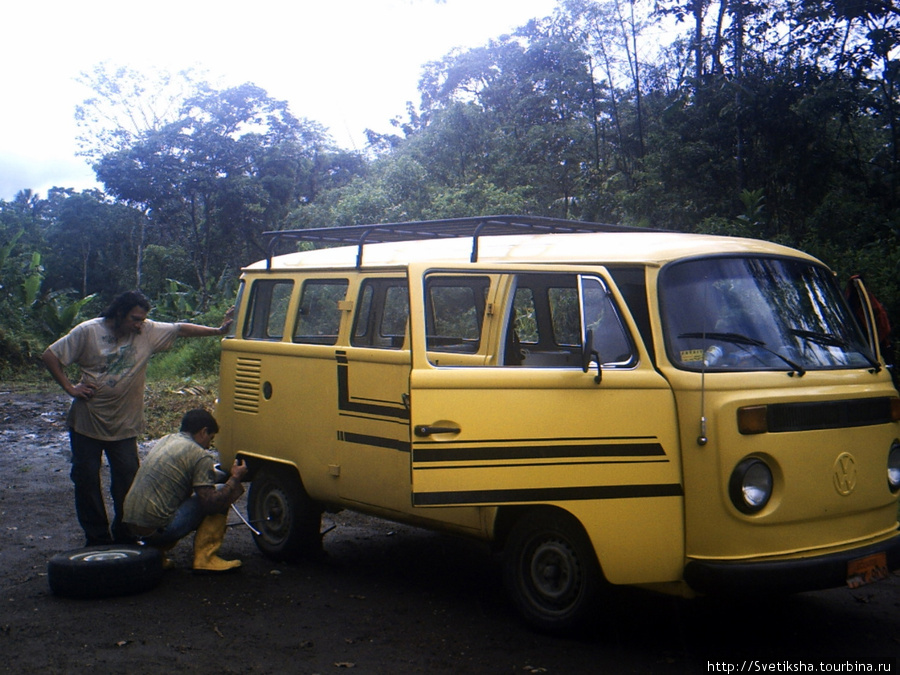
xmin=581 ymin=329 xmax=602 ymax=384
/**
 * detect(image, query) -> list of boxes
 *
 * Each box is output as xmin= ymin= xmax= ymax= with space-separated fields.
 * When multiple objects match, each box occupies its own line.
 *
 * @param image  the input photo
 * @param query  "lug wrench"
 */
xmin=230 ymin=504 xmax=261 ymax=536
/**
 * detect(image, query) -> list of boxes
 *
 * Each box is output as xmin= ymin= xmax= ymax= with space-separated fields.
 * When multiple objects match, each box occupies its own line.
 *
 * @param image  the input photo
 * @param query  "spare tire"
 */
xmin=48 ymin=545 xmax=163 ymax=599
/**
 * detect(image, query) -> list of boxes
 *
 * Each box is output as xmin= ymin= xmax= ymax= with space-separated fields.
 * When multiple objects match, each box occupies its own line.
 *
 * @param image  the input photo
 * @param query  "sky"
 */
xmin=0 ymin=0 xmax=559 ymax=201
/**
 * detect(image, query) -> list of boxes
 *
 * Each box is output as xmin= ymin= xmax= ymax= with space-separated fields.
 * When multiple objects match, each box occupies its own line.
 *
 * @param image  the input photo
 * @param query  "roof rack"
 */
xmin=262 ymin=214 xmax=654 ymax=269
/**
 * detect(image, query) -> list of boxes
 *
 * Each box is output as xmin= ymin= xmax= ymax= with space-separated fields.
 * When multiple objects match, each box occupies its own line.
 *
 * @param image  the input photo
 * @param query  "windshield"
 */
xmin=660 ymin=256 xmax=875 ymax=373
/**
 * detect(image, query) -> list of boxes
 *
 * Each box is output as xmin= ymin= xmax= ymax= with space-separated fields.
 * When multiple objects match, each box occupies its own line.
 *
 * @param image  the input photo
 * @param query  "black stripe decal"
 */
xmin=338 ymin=431 xmax=411 ymax=453
xmin=413 ymin=483 xmax=684 ymax=506
xmin=415 ymin=458 xmax=671 ymax=470
xmin=413 ymin=442 xmax=665 ymax=463
xmin=336 ymin=351 xmax=409 ymax=421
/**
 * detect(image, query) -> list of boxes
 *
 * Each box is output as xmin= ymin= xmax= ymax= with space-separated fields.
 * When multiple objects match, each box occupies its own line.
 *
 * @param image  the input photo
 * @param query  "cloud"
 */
xmin=0 ymin=0 xmax=557 ymax=201
xmin=0 ymin=154 xmax=99 ymax=201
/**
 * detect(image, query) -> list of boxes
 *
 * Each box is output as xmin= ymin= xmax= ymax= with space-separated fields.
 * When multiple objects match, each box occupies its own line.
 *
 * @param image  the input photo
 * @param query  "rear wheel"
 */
xmin=503 ymin=509 xmax=602 ymax=634
xmin=247 ymin=466 xmax=323 ymax=562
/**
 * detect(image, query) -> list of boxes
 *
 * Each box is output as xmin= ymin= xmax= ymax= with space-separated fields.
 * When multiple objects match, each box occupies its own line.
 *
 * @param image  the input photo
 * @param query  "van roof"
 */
xmin=248 ymin=215 xmax=817 ymax=272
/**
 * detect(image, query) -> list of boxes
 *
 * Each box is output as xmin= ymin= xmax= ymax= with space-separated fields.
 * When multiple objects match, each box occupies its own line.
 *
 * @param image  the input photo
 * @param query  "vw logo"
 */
xmin=833 ymin=452 xmax=857 ymax=496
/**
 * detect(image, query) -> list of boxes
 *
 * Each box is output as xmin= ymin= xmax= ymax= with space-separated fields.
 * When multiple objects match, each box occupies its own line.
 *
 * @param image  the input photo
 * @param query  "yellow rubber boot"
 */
xmin=192 ymin=514 xmax=241 ymax=573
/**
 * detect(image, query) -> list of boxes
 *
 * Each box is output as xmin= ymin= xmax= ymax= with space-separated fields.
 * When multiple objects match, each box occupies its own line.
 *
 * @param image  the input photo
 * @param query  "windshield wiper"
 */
xmin=790 ymin=328 xmax=881 ymax=372
xmin=679 ymin=331 xmax=806 ymax=376
xmin=789 ymin=329 xmax=847 ymax=348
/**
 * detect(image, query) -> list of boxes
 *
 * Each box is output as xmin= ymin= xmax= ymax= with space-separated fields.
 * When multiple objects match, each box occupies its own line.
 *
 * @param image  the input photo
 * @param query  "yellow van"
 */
xmin=215 ymin=215 xmax=900 ymax=632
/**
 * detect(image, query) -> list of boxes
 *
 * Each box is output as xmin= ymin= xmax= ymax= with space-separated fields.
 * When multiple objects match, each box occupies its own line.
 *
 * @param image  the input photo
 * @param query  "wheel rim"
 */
xmin=522 ymin=536 xmax=583 ymax=614
xmin=71 ymin=549 xmax=139 ymax=562
xmin=257 ymin=483 xmax=291 ymax=545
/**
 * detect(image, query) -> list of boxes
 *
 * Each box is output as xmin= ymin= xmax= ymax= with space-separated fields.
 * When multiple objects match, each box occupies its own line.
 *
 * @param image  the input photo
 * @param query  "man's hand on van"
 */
xmin=218 ymin=306 xmax=235 ymax=335
xmin=230 ymin=458 xmax=249 ymax=482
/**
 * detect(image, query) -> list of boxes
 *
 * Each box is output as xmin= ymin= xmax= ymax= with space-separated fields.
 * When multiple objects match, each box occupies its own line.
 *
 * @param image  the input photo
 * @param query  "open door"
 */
xmin=849 ymin=275 xmax=884 ymax=366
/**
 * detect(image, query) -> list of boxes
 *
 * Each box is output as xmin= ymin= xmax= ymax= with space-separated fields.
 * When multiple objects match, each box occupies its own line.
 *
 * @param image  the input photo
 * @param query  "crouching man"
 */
xmin=123 ymin=409 xmax=248 ymax=573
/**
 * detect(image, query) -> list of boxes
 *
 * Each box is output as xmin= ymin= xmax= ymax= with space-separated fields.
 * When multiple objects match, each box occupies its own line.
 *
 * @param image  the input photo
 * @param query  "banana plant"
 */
xmin=21 ymin=252 xmax=44 ymax=308
xmin=157 ymin=279 xmax=199 ymax=320
xmin=39 ymin=290 xmax=98 ymax=340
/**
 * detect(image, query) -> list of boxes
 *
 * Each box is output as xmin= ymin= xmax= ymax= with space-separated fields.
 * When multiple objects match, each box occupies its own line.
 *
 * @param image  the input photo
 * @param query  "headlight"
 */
xmin=729 ymin=458 xmax=773 ymax=514
xmin=888 ymin=441 xmax=900 ymax=491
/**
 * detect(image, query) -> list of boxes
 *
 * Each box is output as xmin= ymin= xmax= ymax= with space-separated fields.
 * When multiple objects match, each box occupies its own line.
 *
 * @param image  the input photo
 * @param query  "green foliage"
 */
xmin=90 ymin=79 xmax=349 ymax=294
xmin=426 ymin=179 xmax=531 ymax=219
xmin=155 ymin=279 xmax=200 ymax=321
xmin=2 ymin=0 xmax=900 ymax=377
xmin=0 ymin=230 xmax=23 ymax=272
xmin=38 ymin=291 xmax=98 ymax=341
xmin=21 ymin=252 xmax=43 ymax=307
xmin=140 ymin=245 xmax=194 ymax=299
xmin=737 ymin=189 xmax=766 ymax=231
xmin=0 ymin=326 xmax=40 ymax=379
xmin=146 ymin=301 xmax=235 ymax=379
xmin=146 ymin=337 xmax=222 ymax=380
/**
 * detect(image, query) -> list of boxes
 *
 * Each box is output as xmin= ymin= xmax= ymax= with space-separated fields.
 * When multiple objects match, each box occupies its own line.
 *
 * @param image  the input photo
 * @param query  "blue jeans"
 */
xmin=69 ymin=430 xmax=139 ymax=545
xmin=141 ymin=495 xmax=208 ymax=547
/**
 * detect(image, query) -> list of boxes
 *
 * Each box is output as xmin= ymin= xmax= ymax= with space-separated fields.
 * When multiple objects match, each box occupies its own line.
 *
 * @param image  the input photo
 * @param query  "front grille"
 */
xmin=767 ymin=397 xmax=893 ymax=432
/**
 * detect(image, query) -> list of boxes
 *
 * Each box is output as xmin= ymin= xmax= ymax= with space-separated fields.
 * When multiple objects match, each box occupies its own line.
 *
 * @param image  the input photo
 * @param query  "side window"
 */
xmin=548 ymin=287 xmax=580 ymax=346
xmin=354 ymin=284 xmax=374 ymax=342
xmin=425 ymin=276 xmax=491 ymax=354
xmin=382 ymin=286 xmax=409 ymax=338
xmin=582 ymin=276 xmax=634 ymax=365
xmin=351 ymin=278 xmax=409 ymax=349
xmin=507 ymin=274 xmax=577 ymax=363
xmin=504 ymin=273 xmax=634 ymax=367
xmin=243 ymin=279 xmax=294 ymax=340
xmin=293 ymin=279 xmax=348 ymax=345
xmin=513 ymin=287 xmax=539 ymax=344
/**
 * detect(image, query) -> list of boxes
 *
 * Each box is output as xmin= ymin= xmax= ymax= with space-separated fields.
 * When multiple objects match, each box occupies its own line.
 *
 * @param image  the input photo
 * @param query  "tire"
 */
xmin=247 ymin=466 xmax=323 ymax=562
xmin=48 ymin=545 xmax=163 ymax=599
xmin=502 ymin=509 xmax=602 ymax=634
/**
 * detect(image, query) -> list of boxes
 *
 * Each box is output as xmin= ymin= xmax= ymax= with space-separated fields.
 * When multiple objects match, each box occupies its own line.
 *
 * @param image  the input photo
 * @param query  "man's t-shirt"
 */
xmin=48 ymin=318 xmax=180 ymax=440
xmin=123 ymin=432 xmax=218 ymax=529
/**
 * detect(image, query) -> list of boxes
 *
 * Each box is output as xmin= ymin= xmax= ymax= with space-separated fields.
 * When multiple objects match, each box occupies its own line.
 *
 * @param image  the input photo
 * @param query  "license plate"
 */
xmin=846 ymin=552 xmax=889 ymax=588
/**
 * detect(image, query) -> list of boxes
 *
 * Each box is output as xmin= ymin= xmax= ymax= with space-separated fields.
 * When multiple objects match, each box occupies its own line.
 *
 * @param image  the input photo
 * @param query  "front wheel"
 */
xmin=247 ymin=466 xmax=323 ymax=562
xmin=502 ymin=509 xmax=602 ymax=634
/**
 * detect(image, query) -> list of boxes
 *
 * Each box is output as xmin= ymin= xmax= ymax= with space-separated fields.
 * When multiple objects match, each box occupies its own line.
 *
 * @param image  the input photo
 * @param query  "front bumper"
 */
xmin=683 ymin=530 xmax=900 ymax=595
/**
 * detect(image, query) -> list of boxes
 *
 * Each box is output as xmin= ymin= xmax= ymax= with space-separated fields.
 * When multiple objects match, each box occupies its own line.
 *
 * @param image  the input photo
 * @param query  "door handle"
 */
xmin=414 ymin=425 xmax=461 ymax=437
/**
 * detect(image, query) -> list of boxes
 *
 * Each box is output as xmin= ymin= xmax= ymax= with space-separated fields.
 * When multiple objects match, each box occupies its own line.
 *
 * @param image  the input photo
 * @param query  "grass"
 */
xmin=142 ymin=376 xmax=219 ymax=440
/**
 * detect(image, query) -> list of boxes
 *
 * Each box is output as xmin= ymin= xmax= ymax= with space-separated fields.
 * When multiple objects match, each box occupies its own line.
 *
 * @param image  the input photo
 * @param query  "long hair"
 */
xmin=100 ymin=291 xmax=151 ymax=322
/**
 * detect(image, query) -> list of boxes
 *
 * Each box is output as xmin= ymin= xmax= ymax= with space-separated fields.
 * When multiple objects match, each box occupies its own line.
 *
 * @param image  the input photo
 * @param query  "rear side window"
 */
xmin=293 ymin=279 xmax=348 ymax=345
xmin=243 ymin=280 xmax=294 ymax=340
xmin=425 ymin=276 xmax=491 ymax=353
xmin=351 ymin=278 xmax=409 ymax=349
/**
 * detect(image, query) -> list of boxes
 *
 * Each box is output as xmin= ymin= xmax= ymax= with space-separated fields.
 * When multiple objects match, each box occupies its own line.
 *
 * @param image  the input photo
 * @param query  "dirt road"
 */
xmin=1 ymin=388 xmax=899 ymax=674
